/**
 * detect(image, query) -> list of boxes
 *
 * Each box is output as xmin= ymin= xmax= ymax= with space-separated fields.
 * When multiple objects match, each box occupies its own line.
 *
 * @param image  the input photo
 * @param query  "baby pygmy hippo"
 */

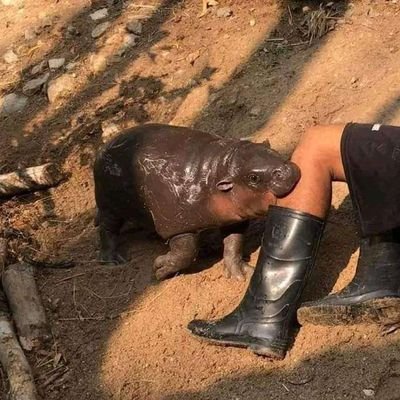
xmin=94 ymin=123 xmax=300 ymax=280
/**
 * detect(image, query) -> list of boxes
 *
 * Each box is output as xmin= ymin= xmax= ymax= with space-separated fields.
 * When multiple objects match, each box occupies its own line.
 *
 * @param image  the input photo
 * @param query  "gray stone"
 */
xmin=249 ymin=105 xmax=261 ymax=117
xmin=91 ymin=22 xmax=110 ymax=38
xmin=22 ymin=72 xmax=50 ymax=95
xmin=3 ymin=50 xmax=18 ymax=64
xmin=47 ymin=74 xmax=75 ymax=103
xmin=126 ymin=20 xmax=143 ymax=34
xmin=66 ymin=25 xmax=79 ymax=37
xmin=216 ymin=7 xmax=232 ymax=17
xmin=0 ymin=93 xmax=28 ymax=114
xmin=48 ymin=57 xmax=65 ymax=69
xmin=65 ymin=62 xmax=77 ymax=71
xmin=90 ymin=8 xmax=108 ymax=21
xmin=123 ymin=33 xmax=138 ymax=47
xmin=31 ymin=60 xmax=47 ymax=75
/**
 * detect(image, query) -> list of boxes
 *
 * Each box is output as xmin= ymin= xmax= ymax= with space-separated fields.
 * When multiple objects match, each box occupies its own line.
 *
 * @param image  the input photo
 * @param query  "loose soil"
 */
xmin=1 ymin=0 xmax=400 ymax=399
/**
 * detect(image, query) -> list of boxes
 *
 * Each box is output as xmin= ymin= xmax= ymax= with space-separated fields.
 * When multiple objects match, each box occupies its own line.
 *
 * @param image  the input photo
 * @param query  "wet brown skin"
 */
xmin=94 ymin=123 xmax=300 ymax=280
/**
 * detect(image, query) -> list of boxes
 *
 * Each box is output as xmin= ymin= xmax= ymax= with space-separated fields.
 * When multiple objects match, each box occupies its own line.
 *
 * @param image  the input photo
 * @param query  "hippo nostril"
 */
xmin=272 ymin=168 xmax=285 ymax=181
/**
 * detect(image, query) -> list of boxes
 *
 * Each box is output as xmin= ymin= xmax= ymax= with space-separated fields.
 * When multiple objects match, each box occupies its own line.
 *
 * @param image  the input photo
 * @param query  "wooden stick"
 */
xmin=2 ymin=263 xmax=50 ymax=350
xmin=0 ymin=163 xmax=64 ymax=198
xmin=0 ymin=312 xmax=39 ymax=400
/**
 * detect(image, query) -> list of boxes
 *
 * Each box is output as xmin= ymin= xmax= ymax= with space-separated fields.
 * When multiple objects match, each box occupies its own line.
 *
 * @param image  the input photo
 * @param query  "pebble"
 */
xmin=3 ymin=50 xmax=18 ymax=64
xmin=302 ymin=6 xmax=311 ymax=13
xmin=101 ymin=121 xmax=120 ymax=143
xmin=90 ymin=8 xmax=108 ymax=21
xmin=91 ymin=22 xmax=110 ymax=38
xmin=47 ymin=74 xmax=75 ymax=103
xmin=31 ymin=60 xmax=47 ymax=75
xmin=24 ymin=28 xmax=36 ymax=41
xmin=124 ymin=33 xmax=139 ymax=47
xmin=216 ymin=7 xmax=233 ymax=17
xmin=0 ymin=93 xmax=28 ymax=114
xmin=362 ymin=389 xmax=375 ymax=397
xmin=65 ymin=62 xmax=77 ymax=71
xmin=22 ymin=72 xmax=50 ymax=96
xmin=249 ymin=105 xmax=262 ymax=117
xmin=126 ymin=20 xmax=143 ymax=34
xmin=249 ymin=18 xmax=256 ymax=27
xmin=48 ymin=57 xmax=65 ymax=69
xmin=90 ymin=54 xmax=108 ymax=73
xmin=66 ymin=25 xmax=79 ymax=37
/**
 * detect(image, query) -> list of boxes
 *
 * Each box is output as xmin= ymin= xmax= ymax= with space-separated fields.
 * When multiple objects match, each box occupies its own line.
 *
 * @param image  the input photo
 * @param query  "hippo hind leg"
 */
xmin=97 ymin=210 xmax=126 ymax=265
xmin=154 ymin=233 xmax=199 ymax=280
xmin=222 ymin=222 xmax=253 ymax=280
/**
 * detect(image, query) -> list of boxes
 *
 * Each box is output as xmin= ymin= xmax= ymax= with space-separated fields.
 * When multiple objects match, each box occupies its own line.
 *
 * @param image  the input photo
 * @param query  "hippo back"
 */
xmin=94 ymin=124 xmax=239 ymax=238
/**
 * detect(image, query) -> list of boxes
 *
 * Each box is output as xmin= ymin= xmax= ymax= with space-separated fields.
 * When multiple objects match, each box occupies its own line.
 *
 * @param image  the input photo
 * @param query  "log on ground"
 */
xmin=0 ymin=311 xmax=39 ymax=400
xmin=0 ymin=163 xmax=64 ymax=198
xmin=2 ymin=263 xmax=50 ymax=350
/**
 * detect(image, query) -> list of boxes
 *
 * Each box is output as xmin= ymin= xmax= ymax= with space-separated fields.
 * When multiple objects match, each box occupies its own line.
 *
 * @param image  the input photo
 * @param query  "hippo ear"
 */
xmin=217 ymin=179 xmax=234 ymax=192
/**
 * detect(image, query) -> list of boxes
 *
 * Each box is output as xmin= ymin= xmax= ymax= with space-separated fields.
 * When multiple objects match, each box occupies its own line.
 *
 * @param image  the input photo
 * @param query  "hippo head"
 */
xmin=214 ymin=140 xmax=300 ymax=219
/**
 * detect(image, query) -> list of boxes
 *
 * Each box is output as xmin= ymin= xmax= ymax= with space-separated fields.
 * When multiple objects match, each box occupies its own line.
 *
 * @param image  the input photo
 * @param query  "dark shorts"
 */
xmin=341 ymin=123 xmax=400 ymax=236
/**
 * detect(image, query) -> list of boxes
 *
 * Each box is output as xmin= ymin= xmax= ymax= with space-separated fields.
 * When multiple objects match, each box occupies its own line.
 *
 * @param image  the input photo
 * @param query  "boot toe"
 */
xmin=187 ymin=319 xmax=217 ymax=338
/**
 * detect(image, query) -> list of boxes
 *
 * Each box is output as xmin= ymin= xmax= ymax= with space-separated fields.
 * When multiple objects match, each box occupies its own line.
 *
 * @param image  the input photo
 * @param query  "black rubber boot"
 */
xmin=297 ymin=229 xmax=400 ymax=327
xmin=187 ymin=206 xmax=325 ymax=359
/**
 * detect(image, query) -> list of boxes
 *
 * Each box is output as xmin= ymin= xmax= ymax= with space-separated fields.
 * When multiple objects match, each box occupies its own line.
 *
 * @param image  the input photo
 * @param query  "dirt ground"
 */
xmin=1 ymin=0 xmax=400 ymax=399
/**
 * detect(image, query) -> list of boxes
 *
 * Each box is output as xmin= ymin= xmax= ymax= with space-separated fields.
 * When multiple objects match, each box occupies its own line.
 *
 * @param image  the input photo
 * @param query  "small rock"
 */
xmin=0 ymin=93 xmax=28 ymax=114
xmin=302 ymin=6 xmax=311 ymax=14
xmin=101 ymin=121 xmax=120 ymax=143
xmin=66 ymin=25 xmax=79 ymax=37
xmin=363 ymin=389 xmax=375 ymax=397
xmin=24 ymin=28 xmax=36 ymax=41
xmin=48 ymin=58 xmax=65 ymax=69
xmin=249 ymin=18 xmax=256 ymax=27
xmin=216 ymin=7 xmax=233 ymax=17
xmin=47 ymin=74 xmax=75 ymax=103
xmin=126 ymin=20 xmax=143 ymax=34
xmin=22 ymin=72 xmax=50 ymax=95
xmin=65 ymin=62 xmax=77 ymax=71
xmin=249 ymin=105 xmax=261 ymax=117
xmin=91 ymin=22 xmax=110 ymax=38
xmin=124 ymin=33 xmax=139 ymax=47
xmin=90 ymin=54 xmax=108 ymax=73
xmin=3 ymin=50 xmax=18 ymax=64
xmin=90 ymin=8 xmax=109 ymax=21
xmin=117 ymin=34 xmax=139 ymax=56
xmin=31 ymin=60 xmax=47 ymax=75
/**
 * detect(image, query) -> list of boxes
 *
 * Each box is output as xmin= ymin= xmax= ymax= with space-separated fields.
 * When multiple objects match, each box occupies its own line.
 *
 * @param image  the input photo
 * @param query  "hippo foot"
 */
xmin=153 ymin=254 xmax=185 ymax=280
xmin=223 ymin=260 xmax=253 ymax=280
xmin=99 ymin=251 xmax=126 ymax=265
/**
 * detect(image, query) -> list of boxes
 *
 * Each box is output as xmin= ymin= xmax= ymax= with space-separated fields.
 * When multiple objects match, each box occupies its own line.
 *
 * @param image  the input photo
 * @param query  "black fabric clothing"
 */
xmin=341 ymin=123 xmax=400 ymax=236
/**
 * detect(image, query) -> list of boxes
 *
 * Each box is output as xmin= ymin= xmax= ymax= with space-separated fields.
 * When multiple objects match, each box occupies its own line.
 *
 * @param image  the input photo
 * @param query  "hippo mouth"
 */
xmin=269 ymin=161 xmax=301 ymax=197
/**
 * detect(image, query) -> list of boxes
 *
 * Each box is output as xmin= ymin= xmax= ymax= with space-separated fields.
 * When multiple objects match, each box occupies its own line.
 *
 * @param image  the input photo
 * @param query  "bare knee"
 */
xmin=292 ymin=124 xmax=346 ymax=181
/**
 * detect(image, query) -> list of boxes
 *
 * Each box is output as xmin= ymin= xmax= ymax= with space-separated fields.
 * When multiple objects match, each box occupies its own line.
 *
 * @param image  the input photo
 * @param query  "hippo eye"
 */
xmin=248 ymin=174 xmax=261 ymax=185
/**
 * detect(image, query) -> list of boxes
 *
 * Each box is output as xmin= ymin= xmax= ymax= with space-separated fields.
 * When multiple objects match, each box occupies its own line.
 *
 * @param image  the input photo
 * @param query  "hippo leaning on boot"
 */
xmin=93 ymin=123 xmax=300 ymax=280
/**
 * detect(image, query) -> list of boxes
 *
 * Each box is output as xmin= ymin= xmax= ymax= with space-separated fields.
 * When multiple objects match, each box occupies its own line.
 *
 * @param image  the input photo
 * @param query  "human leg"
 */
xmin=187 ymin=124 xmax=346 ymax=358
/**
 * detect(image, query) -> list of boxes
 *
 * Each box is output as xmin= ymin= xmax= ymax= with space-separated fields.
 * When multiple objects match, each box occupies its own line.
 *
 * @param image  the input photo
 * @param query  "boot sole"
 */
xmin=297 ymin=297 xmax=400 ymax=326
xmin=187 ymin=330 xmax=286 ymax=360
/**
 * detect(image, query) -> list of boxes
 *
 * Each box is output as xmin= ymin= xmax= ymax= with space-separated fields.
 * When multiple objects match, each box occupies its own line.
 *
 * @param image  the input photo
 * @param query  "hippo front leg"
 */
xmin=153 ymin=233 xmax=199 ymax=280
xmin=98 ymin=211 xmax=125 ymax=264
xmin=222 ymin=222 xmax=253 ymax=280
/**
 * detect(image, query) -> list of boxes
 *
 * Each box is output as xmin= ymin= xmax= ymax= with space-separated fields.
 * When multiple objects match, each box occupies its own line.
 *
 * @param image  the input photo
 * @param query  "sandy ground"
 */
xmin=1 ymin=0 xmax=400 ymax=399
